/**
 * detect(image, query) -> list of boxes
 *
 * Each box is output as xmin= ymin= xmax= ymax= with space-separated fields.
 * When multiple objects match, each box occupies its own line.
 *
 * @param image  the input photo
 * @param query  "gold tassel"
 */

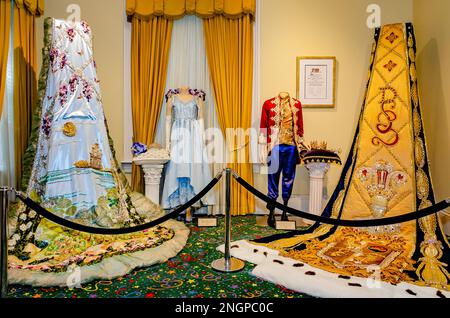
xmin=416 ymin=235 xmax=450 ymax=289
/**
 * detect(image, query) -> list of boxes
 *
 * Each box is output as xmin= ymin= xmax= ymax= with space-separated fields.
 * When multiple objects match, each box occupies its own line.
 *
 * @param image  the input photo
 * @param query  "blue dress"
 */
xmin=162 ymin=96 xmax=215 ymax=209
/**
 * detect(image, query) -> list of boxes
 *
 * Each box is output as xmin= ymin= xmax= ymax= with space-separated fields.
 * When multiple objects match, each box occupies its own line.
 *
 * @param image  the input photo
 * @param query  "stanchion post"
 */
xmin=0 ymin=187 xmax=9 ymax=298
xmin=211 ymin=169 xmax=245 ymax=273
xmin=224 ymin=168 xmax=231 ymax=265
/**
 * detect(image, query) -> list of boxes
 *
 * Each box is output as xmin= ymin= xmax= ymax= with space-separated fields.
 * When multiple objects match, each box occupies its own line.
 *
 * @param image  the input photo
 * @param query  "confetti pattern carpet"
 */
xmin=7 ymin=216 xmax=311 ymax=299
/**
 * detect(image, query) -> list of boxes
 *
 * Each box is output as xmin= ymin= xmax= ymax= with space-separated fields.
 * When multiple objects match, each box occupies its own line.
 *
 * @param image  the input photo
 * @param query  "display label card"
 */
xmin=276 ymin=221 xmax=297 ymax=231
xmin=197 ymin=217 xmax=218 ymax=228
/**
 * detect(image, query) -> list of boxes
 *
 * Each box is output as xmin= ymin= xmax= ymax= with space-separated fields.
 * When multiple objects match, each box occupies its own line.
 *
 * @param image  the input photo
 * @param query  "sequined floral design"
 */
xmin=165 ymin=88 xmax=207 ymax=102
xmin=58 ymin=84 xmax=68 ymax=106
xmin=49 ymin=47 xmax=59 ymax=70
xmin=165 ymin=89 xmax=180 ymax=102
xmin=49 ymin=48 xmax=68 ymax=73
xmin=80 ymin=21 xmax=91 ymax=34
xmin=69 ymin=74 xmax=79 ymax=93
xmin=82 ymin=80 xmax=94 ymax=101
xmin=59 ymin=52 xmax=67 ymax=70
xmin=189 ymin=88 xmax=206 ymax=102
xmin=68 ymin=74 xmax=94 ymax=102
xmin=41 ymin=115 xmax=52 ymax=136
xmin=66 ymin=27 xmax=76 ymax=42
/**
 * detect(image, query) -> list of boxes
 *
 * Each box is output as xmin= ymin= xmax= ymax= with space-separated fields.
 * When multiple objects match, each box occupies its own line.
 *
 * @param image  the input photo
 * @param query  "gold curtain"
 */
xmin=128 ymin=0 xmax=256 ymax=214
xmin=13 ymin=0 xmax=42 ymax=187
xmin=14 ymin=0 xmax=43 ymax=15
xmin=126 ymin=0 xmax=256 ymax=20
xmin=131 ymin=16 xmax=173 ymax=192
xmin=204 ymin=15 xmax=255 ymax=215
xmin=0 ymin=0 xmax=11 ymax=119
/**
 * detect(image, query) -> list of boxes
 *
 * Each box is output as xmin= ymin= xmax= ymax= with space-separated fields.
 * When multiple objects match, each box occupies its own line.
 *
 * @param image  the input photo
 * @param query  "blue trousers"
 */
xmin=267 ymin=145 xmax=298 ymax=208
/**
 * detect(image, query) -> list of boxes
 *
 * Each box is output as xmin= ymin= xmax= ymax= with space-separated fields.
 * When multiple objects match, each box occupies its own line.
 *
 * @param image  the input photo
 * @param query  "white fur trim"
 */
xmin=217 ymin=241 xmax=450 ymax=298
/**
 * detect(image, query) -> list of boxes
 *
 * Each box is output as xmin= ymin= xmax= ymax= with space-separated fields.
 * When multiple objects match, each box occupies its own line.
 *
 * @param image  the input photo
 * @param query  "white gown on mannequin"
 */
xmin=162 ymin=95 xmax=215 ymax=209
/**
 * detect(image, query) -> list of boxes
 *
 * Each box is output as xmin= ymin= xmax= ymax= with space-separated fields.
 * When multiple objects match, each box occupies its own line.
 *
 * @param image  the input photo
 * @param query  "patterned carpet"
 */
xmin=7 ymin=216 xmax=310 ymax=299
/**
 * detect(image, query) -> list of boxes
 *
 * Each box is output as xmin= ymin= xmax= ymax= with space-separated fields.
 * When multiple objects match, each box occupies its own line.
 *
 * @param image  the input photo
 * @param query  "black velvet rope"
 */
xmin=233 ymin=173 xmax=450 ymax=227
xmin=16 ymin=173 xmax=222 ymax=235
xmin=12 ymin=169 xmax=450 ymax=232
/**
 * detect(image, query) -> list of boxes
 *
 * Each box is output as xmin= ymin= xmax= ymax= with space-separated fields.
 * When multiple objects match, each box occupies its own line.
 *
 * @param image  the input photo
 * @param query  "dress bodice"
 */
xmin=172 ymin=96 xmax=199 ymax=121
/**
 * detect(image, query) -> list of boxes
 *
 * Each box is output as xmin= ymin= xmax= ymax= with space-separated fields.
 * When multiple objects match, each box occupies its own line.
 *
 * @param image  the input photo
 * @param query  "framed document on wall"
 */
xmin=297 ymin=56 xmax=336 ymax=108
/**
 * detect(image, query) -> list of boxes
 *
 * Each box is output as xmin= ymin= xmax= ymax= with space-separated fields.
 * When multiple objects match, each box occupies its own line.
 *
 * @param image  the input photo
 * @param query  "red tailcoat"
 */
xmin=260 ymin=96 xmax=304 ymax=156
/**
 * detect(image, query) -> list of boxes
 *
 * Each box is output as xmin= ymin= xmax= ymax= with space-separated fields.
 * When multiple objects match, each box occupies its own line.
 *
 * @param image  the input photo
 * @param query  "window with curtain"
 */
xmin=0 ymin=1 xmax=15 ymax=187
xmin=125 ymin=0 xmax=257 ymax=214
xmin=123 ymin=2 xmax=260 ymax=214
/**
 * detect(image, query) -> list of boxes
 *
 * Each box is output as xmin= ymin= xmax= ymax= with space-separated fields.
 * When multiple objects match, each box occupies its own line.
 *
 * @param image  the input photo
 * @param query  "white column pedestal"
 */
xmin=133 ymin=155 xmax=170 ymax=205
xmin=142 ymin=164 xmax=166 ymax=204
xmin=305 ymin=162 xmax=330 ymax=225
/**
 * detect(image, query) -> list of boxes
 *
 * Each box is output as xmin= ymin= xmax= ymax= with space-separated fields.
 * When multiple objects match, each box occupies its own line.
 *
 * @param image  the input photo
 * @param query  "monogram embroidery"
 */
xmin=372 ymin=86 xmax=400 ymax=146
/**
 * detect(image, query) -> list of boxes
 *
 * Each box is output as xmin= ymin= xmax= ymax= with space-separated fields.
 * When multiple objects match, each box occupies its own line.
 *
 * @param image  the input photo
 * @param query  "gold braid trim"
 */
xmin=256 ymin=224 xmax=334 ymax=251
xmin=408 ymin=32 xmax=450 ymax=290
xmin=416 ymin=215 xmax=450 ymax=289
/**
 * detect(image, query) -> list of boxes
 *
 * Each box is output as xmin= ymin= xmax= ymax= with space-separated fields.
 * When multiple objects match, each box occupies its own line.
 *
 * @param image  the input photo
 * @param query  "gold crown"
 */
xmin=310 ymin=141 xmax=328 ymax=150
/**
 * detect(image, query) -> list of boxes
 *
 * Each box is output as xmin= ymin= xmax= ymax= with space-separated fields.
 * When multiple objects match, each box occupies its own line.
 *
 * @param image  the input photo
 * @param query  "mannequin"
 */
xmin=259 ymin=92 xmax=305 ymax=227
xmin=163 ymin=86 xmax=213 ymax=221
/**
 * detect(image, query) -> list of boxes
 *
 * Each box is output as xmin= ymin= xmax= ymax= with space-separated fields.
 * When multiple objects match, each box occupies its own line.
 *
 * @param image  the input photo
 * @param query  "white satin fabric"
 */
xmin=6 ymin=19 xmax=190 ymax=287
xmin=26 ymin=19 xmax=128 ymax=225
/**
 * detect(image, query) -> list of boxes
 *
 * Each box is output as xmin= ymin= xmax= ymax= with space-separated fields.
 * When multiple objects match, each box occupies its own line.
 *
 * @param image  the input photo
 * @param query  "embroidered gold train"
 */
xmin=223 ymin=23 xmax=450 ymax=298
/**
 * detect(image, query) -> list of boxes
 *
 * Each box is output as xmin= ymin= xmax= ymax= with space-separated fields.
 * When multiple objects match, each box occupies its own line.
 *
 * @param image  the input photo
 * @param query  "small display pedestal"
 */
xmin=133 ymin=149 xmax=170 ymax=205
xmin=302 ymin=146 xmax=342 ymax=225
xmin=305 ymin=162 xmax=331 ymax=225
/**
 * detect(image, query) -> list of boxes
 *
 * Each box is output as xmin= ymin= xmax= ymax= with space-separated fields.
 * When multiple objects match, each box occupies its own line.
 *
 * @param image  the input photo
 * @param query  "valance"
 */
xmin=14 ymin=0 xmax=44 ymax=16
xmin=126 ymin=0 xmax=255 ymax=20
